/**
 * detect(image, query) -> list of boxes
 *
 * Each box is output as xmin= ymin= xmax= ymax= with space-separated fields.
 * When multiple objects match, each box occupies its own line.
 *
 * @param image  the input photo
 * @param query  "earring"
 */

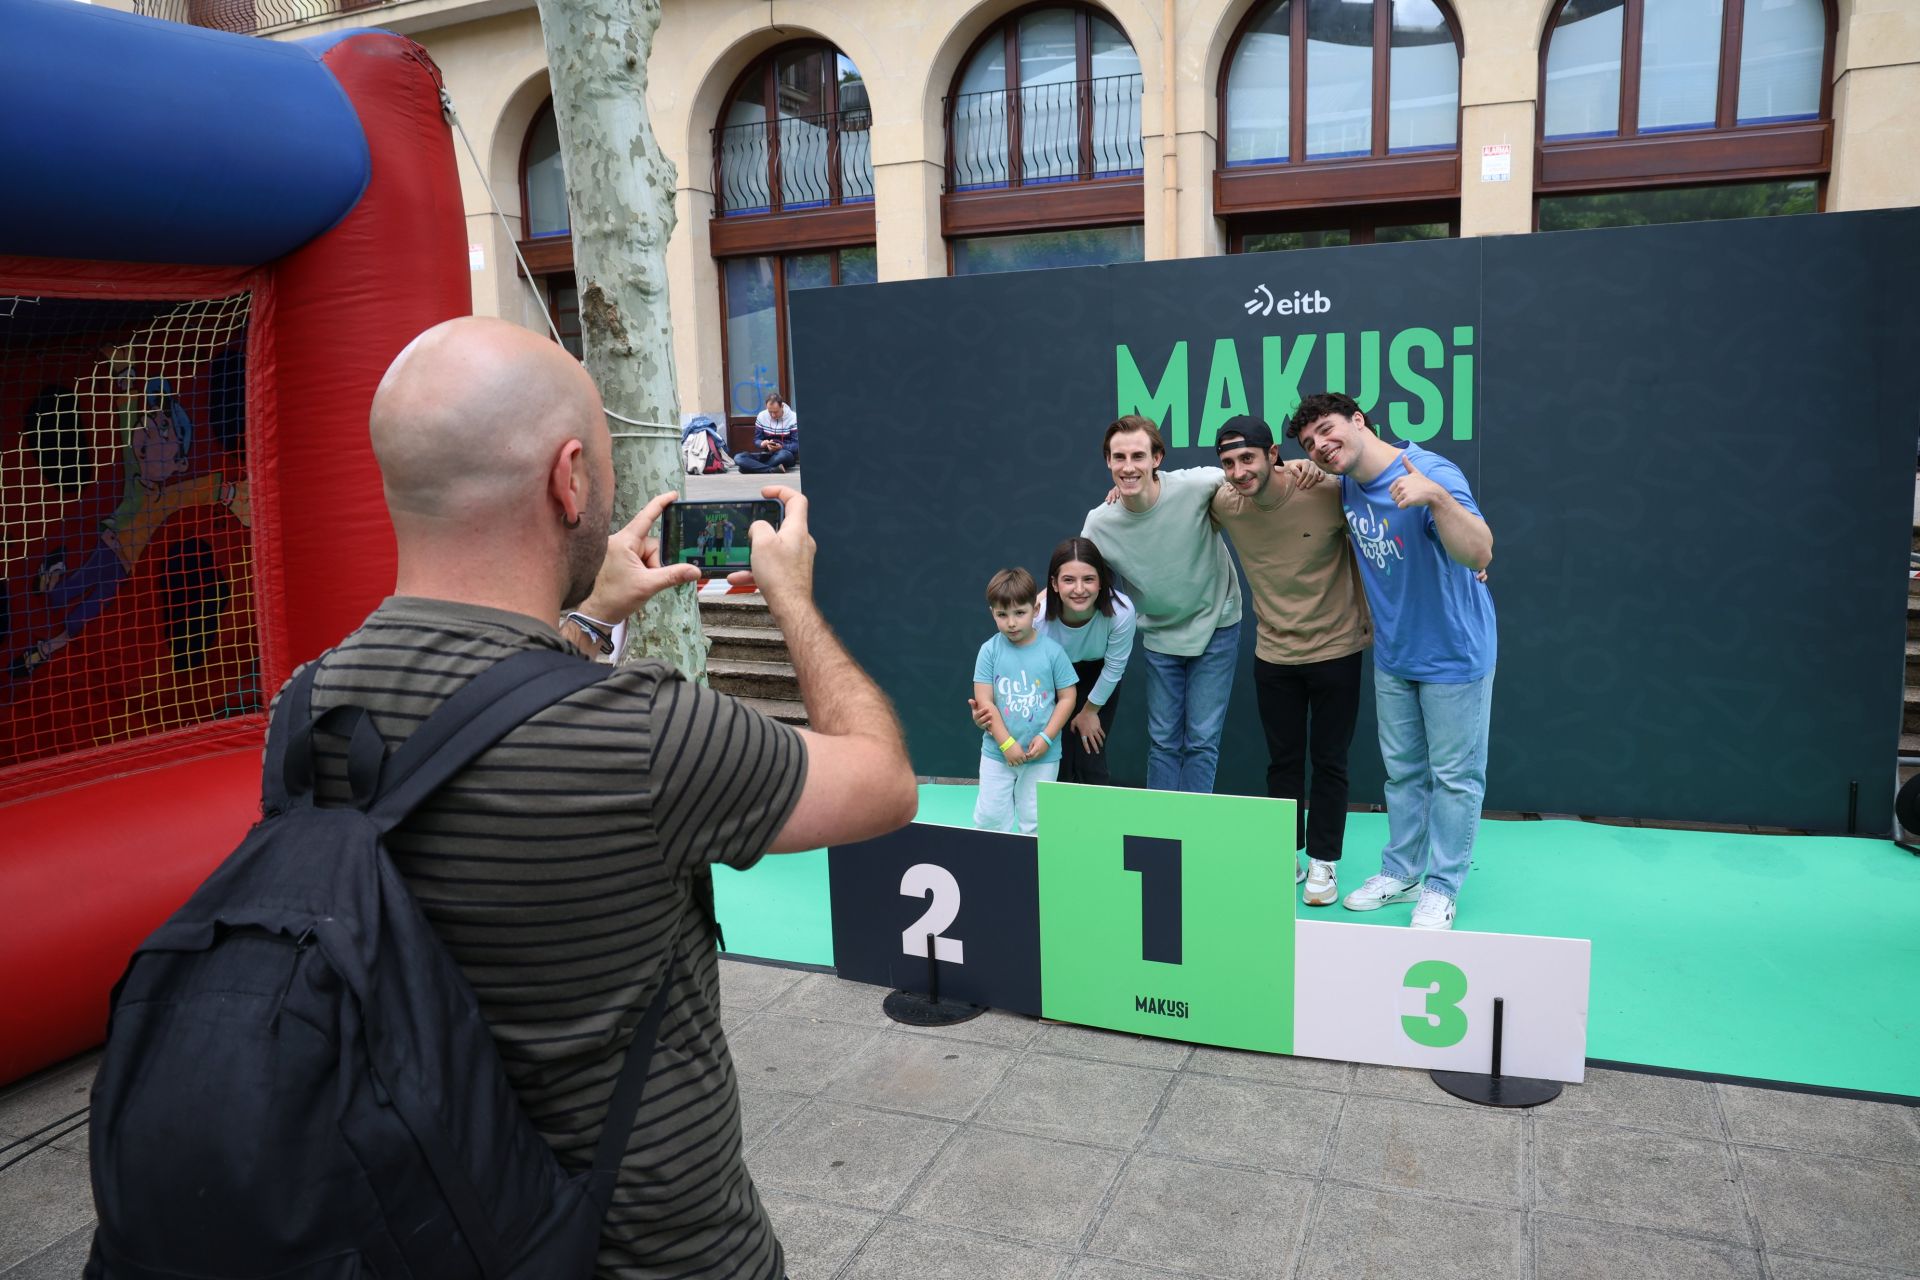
xmin=563 ymin=512 xmax=582 ymax=530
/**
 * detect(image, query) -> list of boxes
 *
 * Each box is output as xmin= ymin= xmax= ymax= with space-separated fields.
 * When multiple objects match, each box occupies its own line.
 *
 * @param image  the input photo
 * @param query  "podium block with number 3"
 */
xmin=1036 ymin=782 xmax=1296 ymax=1054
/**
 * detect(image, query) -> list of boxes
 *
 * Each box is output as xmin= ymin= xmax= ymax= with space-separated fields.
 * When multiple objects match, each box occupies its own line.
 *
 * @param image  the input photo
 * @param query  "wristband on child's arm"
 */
xmin=999 ymin=736 xmax=1018 ymax=753
xmin=1036 ymin=730 xmax=1053 ymax=748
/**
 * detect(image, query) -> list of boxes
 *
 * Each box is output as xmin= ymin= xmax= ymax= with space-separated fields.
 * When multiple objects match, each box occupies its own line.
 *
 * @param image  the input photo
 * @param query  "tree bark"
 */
xmin=535 ymin=0 xmax=706 ymax=678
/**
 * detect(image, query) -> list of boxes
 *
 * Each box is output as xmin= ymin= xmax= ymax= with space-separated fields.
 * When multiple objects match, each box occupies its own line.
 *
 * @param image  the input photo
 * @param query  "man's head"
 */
xmin=765 ymin=392 xmax=786 ymax=417
xmin=1214 ymin=414 xmax=1279 ymax=497
xmin=1103 ymin=414 xmax=1165 ymax=500
xmin=369 ymin=316 xmax=611 ymax=610
xmin=986 ymin=566 xmax=1039 ymax=643
xmin=1287 ymin=391 xmax=1371 ymax=476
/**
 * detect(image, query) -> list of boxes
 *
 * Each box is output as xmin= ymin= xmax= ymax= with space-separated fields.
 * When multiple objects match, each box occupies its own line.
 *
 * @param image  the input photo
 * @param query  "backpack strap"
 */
xmin=586 ymin=957 xmax=676 ymax=1215
xmin=366 ymin=647 xmax=611 ymax=834
xmin=263 ymin=662 xmax=386 ymax=814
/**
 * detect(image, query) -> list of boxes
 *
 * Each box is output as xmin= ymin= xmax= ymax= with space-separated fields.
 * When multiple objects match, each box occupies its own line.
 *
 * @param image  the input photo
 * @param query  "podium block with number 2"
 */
xmin=1036 ymin=782 xmax=1296 ymax=1054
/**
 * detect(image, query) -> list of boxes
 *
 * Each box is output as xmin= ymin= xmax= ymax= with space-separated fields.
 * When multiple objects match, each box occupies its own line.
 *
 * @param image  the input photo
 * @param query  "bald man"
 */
xmin=287 ymin=317 xmax=916 ymax=1278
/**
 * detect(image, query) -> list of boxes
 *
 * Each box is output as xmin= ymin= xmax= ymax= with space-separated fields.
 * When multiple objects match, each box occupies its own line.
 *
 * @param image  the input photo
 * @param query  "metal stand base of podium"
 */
xmin=1430 ymin=995 xmax=1564 ymax=1108
xmin=883 ymin=931 xmax=987 ymax=1026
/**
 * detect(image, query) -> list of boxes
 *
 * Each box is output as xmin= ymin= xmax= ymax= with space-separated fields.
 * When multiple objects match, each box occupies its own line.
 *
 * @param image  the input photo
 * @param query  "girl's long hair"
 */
xmin=1044 ymin=536 xmax=1115 ymax=620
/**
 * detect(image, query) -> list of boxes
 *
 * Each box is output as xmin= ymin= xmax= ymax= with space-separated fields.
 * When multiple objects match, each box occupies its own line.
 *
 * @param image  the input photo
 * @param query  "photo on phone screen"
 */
xmin=664 ymin=500 xmax=782 ymax=578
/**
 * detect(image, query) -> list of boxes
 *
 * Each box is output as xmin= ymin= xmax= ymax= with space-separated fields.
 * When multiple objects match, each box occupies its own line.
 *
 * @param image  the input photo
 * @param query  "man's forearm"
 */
xmin=780 ymin=599 xmax=907 ymax=747
xmin=1430 ymin=494 xmax=1493 ymax=571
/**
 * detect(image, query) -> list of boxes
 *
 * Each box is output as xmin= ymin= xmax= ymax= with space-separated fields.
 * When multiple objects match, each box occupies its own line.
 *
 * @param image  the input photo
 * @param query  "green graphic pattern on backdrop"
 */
xmin=1036 ymin=782 xmax=1297 ymax=1054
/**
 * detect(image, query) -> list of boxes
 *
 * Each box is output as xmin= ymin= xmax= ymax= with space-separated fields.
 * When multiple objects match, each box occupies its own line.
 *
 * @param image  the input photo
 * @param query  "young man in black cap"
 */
xmin=1209 ymin=415 xmax=1373 ymax=905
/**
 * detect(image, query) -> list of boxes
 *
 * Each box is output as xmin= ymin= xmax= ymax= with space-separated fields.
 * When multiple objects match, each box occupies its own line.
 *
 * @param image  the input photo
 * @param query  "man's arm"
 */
xmin=735 ymin=487 xmax=918 ymax=851
xmin=1387 ymin=454 xmax=1493 ymax=571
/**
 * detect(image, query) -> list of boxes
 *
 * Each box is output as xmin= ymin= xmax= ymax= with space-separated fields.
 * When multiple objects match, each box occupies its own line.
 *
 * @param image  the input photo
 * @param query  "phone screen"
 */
xmin=664 ymin=499 xmax=781 ymax=578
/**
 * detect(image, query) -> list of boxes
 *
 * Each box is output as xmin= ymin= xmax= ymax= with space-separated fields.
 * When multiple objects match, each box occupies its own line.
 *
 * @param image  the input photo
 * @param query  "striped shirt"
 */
xmin=296 ymin=596 xmax=807 ymax=1280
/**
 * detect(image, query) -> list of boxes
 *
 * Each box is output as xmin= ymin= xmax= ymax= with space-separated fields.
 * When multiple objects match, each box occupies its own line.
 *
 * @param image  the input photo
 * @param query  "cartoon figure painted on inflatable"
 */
xmin=0 ymin=0 xmax=472 ymax=1084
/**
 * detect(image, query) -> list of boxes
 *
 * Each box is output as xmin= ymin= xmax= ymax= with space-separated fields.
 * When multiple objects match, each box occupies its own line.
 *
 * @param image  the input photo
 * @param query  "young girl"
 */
xmin=1034 ymin=537 xmax=1135 ymax=785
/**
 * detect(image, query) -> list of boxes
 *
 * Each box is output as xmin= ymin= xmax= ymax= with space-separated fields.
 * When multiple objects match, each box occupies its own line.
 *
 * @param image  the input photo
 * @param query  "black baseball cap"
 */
xmin=1214 ymin=415 xmax=1275 ymax=453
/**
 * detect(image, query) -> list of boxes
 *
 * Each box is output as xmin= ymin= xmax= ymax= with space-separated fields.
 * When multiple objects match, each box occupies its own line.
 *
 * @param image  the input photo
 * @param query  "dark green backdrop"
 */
xmin=791 ymin=209 xmax=1920 ymax=834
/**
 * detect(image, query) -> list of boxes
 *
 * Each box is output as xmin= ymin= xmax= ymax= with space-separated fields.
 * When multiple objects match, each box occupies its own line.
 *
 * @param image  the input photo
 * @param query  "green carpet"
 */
xmin=714 ymin=784 xmax=1920 ymax=1097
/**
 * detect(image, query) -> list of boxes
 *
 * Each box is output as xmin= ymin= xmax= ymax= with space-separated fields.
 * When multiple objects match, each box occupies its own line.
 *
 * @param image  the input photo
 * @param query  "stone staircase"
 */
xmin=700 ymin=592 xmax=806 ymax=727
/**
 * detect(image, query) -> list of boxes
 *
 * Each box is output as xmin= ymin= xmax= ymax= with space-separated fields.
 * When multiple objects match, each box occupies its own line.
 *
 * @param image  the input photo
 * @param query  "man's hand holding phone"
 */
xmin=728 ymin=485 xmax=811 ymax=610
xmin=577 ymin=490 xmax=700 ymax=622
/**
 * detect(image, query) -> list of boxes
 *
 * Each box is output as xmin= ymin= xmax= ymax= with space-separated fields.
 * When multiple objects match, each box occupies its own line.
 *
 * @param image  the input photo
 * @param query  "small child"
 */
xmin=972 ymin=567 xmax=1078 ymax=835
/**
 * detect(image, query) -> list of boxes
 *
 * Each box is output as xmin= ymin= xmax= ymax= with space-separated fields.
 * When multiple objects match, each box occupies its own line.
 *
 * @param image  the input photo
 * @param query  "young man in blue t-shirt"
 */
xmin=971 ymin=567 xmax=1079 ymax=835
xmin=1290 ymin=392 xmax=1496 ymax=931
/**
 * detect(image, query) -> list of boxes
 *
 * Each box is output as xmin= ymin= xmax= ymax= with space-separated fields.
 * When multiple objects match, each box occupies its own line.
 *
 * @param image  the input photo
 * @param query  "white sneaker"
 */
xmin=1303 ymin=859 xmax=1337 ymax=906
xmin=1342 ymin=874 xmax=1419 ymax=912
xmin=1295 ymin=852 xmax=1305 ymax=884
xmin=1410 ymin=886 xmax=1456 ymax=930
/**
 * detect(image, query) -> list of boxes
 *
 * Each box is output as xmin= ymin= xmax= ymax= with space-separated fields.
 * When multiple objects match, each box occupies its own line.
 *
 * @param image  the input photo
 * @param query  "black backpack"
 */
xmin=86 ymin=648 xmax=670 ymax=1279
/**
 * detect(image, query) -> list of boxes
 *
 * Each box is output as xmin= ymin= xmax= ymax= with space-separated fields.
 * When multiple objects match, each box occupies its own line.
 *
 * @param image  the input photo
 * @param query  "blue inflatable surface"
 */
xmin=0 ymin=0 xmax=372 ymax=266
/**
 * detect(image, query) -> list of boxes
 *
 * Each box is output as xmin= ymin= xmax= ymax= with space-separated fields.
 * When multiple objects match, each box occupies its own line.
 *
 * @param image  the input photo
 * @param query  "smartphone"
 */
xmin=663 ymin=499 xmax=782 ymax=579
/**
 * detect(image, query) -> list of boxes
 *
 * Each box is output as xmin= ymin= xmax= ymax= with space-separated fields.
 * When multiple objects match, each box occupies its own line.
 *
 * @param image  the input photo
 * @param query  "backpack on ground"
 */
xmin=680 ymin=422 xmax=728 ymax=475
xmin=86 ymin=648 xmax=670 ymax=1280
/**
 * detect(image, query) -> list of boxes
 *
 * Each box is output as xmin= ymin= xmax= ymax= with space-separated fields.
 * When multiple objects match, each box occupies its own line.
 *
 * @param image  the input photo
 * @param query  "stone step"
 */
xmin=706 ymin=624 xmax=791 ymax=665
xmin=708 ymin=658 xmax=800 ymax=701
xmin=698 ymin=592 xmax=778 ymax=629
xmin=1906 ymin=685 xmax=1920 ymax=735
xmin=737 ymin=694 xmax=809 ymax=727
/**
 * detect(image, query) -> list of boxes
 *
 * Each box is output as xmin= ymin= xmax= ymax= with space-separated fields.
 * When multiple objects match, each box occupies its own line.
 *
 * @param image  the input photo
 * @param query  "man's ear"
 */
xmin=549 ymin=438 xmax=587 ymax=524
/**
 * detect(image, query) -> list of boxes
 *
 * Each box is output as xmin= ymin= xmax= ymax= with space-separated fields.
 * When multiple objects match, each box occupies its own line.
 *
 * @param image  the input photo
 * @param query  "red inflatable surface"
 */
xmin=0 ymin=33 xmax=469 ymax=1084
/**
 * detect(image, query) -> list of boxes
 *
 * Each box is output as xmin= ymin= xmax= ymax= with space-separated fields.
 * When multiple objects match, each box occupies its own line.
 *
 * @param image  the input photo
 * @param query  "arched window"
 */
xmin=943 ymin=5 xmax=1146 ymax=274
xmin=517 ymin=100 xmax=580 ymax=358
xmin=710 ymin=43 xmax=879 ymax=446
xmin=713 ymin=42 xmax=873 ymax=217
xmin=1536 ymin=0 xmax=1833 ymax=229
xmin=1217 ymin=0 xmax=1462 ymax=243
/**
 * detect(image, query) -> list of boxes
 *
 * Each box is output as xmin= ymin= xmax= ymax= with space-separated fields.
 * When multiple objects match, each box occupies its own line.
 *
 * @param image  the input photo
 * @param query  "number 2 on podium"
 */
xmin=900 ymin=863 xmax=964 ymax=963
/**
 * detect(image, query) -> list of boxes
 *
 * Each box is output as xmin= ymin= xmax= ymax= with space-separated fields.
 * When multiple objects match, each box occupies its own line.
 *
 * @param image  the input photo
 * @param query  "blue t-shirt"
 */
xmin=972 ymin=632 xmax=1079 ymax=764
xmin=1338 ymin=443 xmax=1497 ymax=683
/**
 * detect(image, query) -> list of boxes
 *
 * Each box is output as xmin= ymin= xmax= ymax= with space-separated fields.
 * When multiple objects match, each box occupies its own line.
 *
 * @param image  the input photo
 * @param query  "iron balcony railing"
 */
xmin=947 ymin=73 xmax=1144 ymax=191
xmin=133 ymin=0 xmax=394 ymax=34
xmin=712 ymin=107 xmax=874 ymax=217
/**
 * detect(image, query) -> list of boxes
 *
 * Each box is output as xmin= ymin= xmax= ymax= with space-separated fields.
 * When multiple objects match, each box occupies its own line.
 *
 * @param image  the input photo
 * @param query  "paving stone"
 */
xmin=980 ymin=1055 xmax=1175 ymax=1149
xmin=717 ymin=958 xmax=806 ymax=1014
xmin=766 ymin=972 xmax=898 ymax=1028
xmin=1328 ymin=1095 xmax=1524 ymax=1206
xmin=725 ymin=1014 xmax=884 ymax=1095
xmin=1765 ymin=1255 xmax=1920 ymax=1280
xmin=893 ymin=1008 xmax=1043 ymax=1051
xmin=839 ymin=1218 xmax=1068 ymax=1280
xmin=1067 ymin=1262 xmax=1211 ymax=1280
xmin=1088 ymin=1153 xmax=1313 ymax=1280
xmin=1143 ymin=1075 xmax=1339 ymax=1176
xmin=1034 ymin=1022 xmax=1193 ymax=1070
xmin=1297 ymin=1183 xmax=1526 ymax=1280
xmin=1350 ymin=1063 xmax=1484 ymax=1109
xmin=1534 ymin=1118 xmax=1750 ymax=1242
xmin=1535 ymin=1214 xmax=1764 ymax=1280
xmin=1737 ymin=1146 xmax=1920 ymax=1272
xmin=0 ymin=1147 xmax=96 ymax=1272
xmin=902 ymin=1128 xmax=1124 ymax=1248
xmin=759 ymin=1190 xmax=879 ymax=1278
xmin=1185 ymin=1046 xmax=1350 ymax=1092
xmin=0 ymin=1058 xmax=98 ymax=1143
xmin=1718 ymin=1084 xmax=1920 ymax=1164
xmin=3 ymin=1224 xmax=96 ymax=1279
xmin=1537 ymin=1068 xmax=1722 ymax=1137
xmin=736 ymin=1086 xmax=805 ymax=1152
xmin=747 ymin=1098 xmax=954 ymax=1211
xmin=823 ymin=1033 xmax=1015 ymax=1121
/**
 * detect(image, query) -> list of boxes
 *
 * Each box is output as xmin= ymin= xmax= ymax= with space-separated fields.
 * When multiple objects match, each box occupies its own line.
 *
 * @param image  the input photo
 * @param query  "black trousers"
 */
xmin=1252 ymin=650 xmax=1363 ymax=862
xmin=1059 ymin=659 xmax=1119 ymax=785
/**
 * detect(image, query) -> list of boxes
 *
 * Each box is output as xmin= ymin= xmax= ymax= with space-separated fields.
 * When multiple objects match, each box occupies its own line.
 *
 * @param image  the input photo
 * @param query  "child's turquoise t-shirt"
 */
xmin=973 ymin=632 xmax=1078 ymax=765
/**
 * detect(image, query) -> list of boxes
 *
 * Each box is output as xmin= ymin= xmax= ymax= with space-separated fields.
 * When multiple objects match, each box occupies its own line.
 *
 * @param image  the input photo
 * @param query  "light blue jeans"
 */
xmin=1374 ymin=668 xmax=1495 ymax=901
xmin=1141 ymin=621 xmax=1241 ymax=793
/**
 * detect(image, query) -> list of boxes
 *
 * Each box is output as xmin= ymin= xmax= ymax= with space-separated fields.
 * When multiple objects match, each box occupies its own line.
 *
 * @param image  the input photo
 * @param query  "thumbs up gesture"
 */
xmin=1387 ymin=452 xmax=1447 ymax=510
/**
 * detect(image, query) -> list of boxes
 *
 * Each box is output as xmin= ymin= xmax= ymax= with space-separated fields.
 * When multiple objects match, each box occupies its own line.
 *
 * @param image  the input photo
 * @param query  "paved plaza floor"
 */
xmin=5 ymin=958 xmax=1919 ymax=1279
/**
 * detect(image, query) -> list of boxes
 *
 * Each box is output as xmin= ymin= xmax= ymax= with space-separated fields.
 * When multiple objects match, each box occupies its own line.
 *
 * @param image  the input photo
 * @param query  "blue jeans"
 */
xmin=1140 ymin=622 xmax=1240 ymax=793
xmin=736 ymin=445 xmax=797 ymax=473
xmin=1373 ymin=668 xmax=1495 ymax=900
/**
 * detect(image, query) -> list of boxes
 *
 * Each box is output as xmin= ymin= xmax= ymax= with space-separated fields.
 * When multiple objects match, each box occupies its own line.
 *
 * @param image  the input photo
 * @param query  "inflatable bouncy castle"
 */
xmin=0 ymin=0 xmax=469 ymax=1082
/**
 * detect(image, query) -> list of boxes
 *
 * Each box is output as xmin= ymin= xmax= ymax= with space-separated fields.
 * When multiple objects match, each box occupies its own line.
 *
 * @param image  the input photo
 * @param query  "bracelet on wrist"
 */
xmin=998 ymin=736 xmax=1017 ymax=753
xmin=1036 ymin=730 xmax=1053 ymax=747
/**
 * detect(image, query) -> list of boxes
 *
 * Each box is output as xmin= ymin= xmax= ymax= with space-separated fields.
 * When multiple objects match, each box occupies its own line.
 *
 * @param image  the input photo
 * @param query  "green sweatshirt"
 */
xmin=1081 ymin=466 xmax=1241 ymax=657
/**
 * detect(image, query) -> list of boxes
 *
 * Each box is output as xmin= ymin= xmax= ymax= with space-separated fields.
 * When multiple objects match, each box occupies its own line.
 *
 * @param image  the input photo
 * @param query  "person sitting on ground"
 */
xmin=736 ymin=392 xmax=798 ymax=473
xmin=281 ymin=317 xmax=917 ymax=1277
xmin=971 ymin=566 xmax=1078 ymax=835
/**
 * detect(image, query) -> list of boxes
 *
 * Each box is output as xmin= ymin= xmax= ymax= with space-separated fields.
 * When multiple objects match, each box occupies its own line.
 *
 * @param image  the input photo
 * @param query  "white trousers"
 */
xmin=974 ymin=755 xmax=1059 ymax=835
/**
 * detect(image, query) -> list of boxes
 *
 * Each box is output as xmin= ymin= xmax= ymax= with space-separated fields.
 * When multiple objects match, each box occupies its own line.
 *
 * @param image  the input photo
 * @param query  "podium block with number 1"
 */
xmin=1036 ymin=782 xmax=1296 ymax=1054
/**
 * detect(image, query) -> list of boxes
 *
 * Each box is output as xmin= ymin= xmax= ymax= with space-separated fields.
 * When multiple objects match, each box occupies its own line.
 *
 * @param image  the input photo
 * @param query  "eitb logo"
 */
xmin=1244 ymin=284 xmax=1333 ymax=318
